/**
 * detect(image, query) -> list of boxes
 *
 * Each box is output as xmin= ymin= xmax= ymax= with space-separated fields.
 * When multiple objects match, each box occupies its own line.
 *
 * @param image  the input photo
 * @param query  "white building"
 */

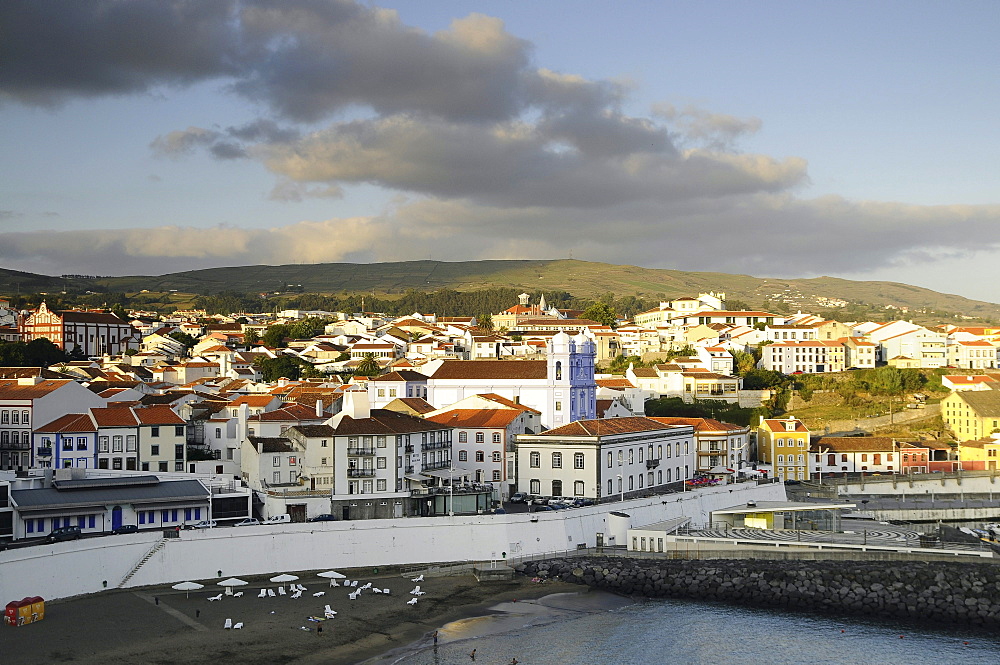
xmin=514 ymin=417 xmax=695 ymax=500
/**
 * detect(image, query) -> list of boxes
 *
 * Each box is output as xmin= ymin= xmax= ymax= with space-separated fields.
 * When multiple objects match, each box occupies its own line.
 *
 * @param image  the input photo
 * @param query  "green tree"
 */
xmin=476 ymin=314 xmax=494 ymax=334
xmin=256 ymin=355 xmax=304 ymax=382
xmin=355 ymin=353 xmax=381 ymax=377
xmin=169 ymin=331 xmax=197 ymax=351
xmin=262 ymin=324 xmax=292 ymax=348
xmin=22 ymin=338 xmax=66 ymax=367
xmin=730 ymin=349 xmax=758 ymax=376
xmin=244 ymin=329 xmax=260 ymax=347
xmin=582 ymin=302 xmax=618 ymax=328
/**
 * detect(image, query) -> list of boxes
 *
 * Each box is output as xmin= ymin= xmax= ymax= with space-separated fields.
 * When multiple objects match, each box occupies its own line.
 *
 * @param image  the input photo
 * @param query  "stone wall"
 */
xmin=516 ymin=556 xmax=1000 ymax=626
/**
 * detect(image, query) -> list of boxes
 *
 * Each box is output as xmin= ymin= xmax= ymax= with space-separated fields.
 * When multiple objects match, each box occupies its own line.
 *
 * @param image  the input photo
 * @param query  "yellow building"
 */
xmin=756 ymin=416 xmax=811 ymax=481
xmin=956 ymin=436 xmax=1000 ymax=471
xmin=942 ymin=390 xmax=1000 ymax=441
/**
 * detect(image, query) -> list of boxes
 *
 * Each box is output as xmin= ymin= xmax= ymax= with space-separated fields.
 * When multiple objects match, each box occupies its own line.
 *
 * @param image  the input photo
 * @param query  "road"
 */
xmin=822 ymin=402 xmax=940 ymax=435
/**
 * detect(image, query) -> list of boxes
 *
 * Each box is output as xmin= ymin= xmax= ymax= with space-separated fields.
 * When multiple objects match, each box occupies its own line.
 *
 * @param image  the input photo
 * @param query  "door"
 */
xmin=111 ymin=506 xmax=123 ymax=530
xmin=393 ymin=503 xmax=403 ymax=518
xmin=287 ymin=504 xmax=306 ymax=523
xmin=342 ymin=505 xmax=350 ymax=521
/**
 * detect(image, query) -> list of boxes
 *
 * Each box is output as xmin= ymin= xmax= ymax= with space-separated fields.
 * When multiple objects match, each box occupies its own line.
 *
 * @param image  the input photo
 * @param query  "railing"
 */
xmin=347 ymin=468 xmax=376 ymax=478
xmin=424 ymin=441 xmax=450 ymax=450
xmin=423 ymin=460 xmax=451 ymax=471
xmin=0 ymin=442 xmax=30 ymax=451
xmin=36 ymin=447 xmax=52 ymax=457
xmin=347 ymin=447 xmax=376 ymax=456
xmin=646 ymin=459 xmax=660 ymax=470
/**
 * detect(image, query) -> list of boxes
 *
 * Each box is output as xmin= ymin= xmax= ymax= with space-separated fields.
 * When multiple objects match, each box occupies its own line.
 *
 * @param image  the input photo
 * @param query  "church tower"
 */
xmin=546 ymin=330 xmax=597 ymax=428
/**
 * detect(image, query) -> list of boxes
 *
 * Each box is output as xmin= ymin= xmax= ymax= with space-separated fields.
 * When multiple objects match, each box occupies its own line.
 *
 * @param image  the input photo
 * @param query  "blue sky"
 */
xmin=1 ymin=1 xmax=998 ymax=301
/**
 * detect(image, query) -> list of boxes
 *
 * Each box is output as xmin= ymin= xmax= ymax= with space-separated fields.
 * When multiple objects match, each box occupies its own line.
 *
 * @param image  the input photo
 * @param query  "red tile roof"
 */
xmin=430 ymin=360 xmax=548 ymax=380
xmin=426 ymin=409 xmax=521 ymax=429
xmin=539 ymin=417 xmax=678 ymax=437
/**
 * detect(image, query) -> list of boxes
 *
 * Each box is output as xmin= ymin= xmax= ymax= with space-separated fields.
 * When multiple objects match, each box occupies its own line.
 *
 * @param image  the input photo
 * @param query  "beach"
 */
xmin=4 ymin=569 xmax=587 ymax=665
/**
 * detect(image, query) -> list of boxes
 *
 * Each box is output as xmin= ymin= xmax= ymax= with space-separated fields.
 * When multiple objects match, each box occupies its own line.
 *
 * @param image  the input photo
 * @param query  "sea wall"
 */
xmin=516 ymin=556 xmax=1000 ymax=627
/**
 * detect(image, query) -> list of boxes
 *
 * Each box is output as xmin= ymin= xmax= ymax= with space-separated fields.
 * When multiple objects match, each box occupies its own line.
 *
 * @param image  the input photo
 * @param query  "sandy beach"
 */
xmin=5 ymin=568 xmax=585 ymax=665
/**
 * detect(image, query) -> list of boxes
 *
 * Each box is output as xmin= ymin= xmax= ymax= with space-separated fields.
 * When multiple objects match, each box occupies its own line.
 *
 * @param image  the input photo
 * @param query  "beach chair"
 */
xmin=234 ymin=591 xmax=244 ymax=598
xmin=406 ymin=598 xmax=418 ymax=605
xmin=291 ymin=590 xmax=302 ymax=599
xmin=208 ymin=594 xmax=223 ymax=602
xmin=313 ymin=591 xmax=325 ymax=597
xmin=267 ymin=589 xmax=276 ymax=598
xmin=383 ymin=588 xmax=390 ymax=595
xmin=411 ymin=574 xmax=424 ymax=583
xmin=360 ymin=582 xmax=371 ymax=590
xmin=257 ymin=589 xmax=267 ymax=598
xmin=278 ymin=586 xmax=287 ymax=596
xmin=350 ymin=580 xmax=358 ymax=587
xmin=224 ymin=618 xmax=232 ymax=629
xmin=373 ymin=588 xmax=383 ymax=594
xmin=410 ymin=586 xmax=421 ymax=595
xmin=234 ymin=622 xmax=243 ymax=630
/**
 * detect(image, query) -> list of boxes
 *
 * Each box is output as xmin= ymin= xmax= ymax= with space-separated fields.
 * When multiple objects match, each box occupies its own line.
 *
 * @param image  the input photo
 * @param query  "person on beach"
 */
xmin=469 ymin=648 xmax=476 ymax=660
xmin=432 ymin=630 xmax=438 ymax=645
xmin=510 ymin=659 xmax=519 ymax=665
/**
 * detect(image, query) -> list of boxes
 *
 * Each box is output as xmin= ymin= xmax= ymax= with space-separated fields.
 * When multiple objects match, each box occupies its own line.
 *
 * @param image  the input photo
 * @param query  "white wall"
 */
xmin=0 ymin=483 xmax=784 ymax=602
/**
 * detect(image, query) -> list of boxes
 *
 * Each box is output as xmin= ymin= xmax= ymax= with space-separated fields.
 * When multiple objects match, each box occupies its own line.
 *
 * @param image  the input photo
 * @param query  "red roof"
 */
xmin=426 ymin=409 xmax=521 ymax=429
xmin=540 ymin=417 xmax=679 ymax=437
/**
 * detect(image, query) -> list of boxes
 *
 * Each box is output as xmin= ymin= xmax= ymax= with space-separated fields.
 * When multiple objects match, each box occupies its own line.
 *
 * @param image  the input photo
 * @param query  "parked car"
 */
xmin=534 ymin=505 xmax=555 ymax=511
xmin=509 ymin=492 xmax=529 ymax=504
xmin=573 ymin=498 xmax=595 ymax=507
xmin=308 ymin=514 xmax=337 ymax=522
xmin=192 ymin=520 xmax=217 ymax=529
xmin=47 ymin=525 xmax=82 ymax=542
xmin=234 ymin=518 xmax=261 ymax=527
xmin=111 ymin=524 xmax=139 ymax=535
xmin=531 ymin=496 xmax=551 ymax=506
xmin=266 ymin=514 xmax=291 ymax=524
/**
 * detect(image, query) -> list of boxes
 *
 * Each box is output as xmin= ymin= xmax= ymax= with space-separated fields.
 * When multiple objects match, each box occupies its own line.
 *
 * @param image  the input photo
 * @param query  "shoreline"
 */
xmin=5 ymin=570 xmax=586 ymax=665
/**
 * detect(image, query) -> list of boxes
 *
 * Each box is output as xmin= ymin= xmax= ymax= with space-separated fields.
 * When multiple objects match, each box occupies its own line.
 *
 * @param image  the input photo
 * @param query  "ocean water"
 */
xmin=368 ymin=592 xmax=1000 ymax=665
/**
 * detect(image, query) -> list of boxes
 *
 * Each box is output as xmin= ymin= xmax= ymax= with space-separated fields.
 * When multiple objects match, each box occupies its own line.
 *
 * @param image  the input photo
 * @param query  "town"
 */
xmin=1 ymin=289 xmax=998 ymax=538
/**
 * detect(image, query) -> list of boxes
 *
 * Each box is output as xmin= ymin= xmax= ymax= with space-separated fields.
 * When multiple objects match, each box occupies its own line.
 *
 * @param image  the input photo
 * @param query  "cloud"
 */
xmin=654 ymin=103 xmax=763 ymax=151
xmin=150 ymin=120 xmax=299 ymax=159
xmin=2 ymin=197 xmax=999 ymax=280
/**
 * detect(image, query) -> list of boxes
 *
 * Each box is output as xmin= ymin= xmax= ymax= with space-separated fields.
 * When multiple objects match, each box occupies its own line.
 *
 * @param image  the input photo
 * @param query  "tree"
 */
xmin=730 ymin=349 xmax=758 ymax=376
xmin=22 ymin=338 xmax=66 ymax=367
xmin=476 ymin=314 xmax=494 ymax=334
xmin=256 ymin=355 xmax=304 ymax=382
xmin=244 ymin=329 xmax=260 ymax=347
xmin=169 ymin=331 xmax=197 ymax=351
xmin=582 ymin=302 xmax=618 ymax=329
xmin=355 ymin=353 xmax=381 ymax=377
xmin=262 ymin=324 xmax=292 ymax=348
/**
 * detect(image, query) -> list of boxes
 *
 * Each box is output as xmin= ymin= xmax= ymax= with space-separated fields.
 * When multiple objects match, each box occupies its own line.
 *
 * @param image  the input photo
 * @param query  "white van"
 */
xmin=266 ymin=514 xmax=291 ymax=524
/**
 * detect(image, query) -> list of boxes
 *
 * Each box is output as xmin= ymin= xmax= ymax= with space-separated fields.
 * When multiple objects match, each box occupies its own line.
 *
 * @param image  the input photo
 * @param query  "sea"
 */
xmin=363 ymin=591 xmax=1000 ymax=665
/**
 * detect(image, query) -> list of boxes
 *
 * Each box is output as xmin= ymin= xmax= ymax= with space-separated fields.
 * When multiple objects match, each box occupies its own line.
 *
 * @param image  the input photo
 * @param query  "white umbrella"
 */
xmin=171 ymin=581 xmax=204 ymax=599
xmin=218 ymin=577 xmax=248 ymax=596
xmin=270 ymin=573 xmax=299 ymax=583
xmin=317 ymin=570 xmax=346 ymax=587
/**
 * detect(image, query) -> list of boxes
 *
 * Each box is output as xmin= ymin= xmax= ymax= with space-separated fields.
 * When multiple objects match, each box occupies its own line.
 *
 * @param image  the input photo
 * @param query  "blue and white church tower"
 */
xmin=546 ymin=330 xmax=597 ymax=428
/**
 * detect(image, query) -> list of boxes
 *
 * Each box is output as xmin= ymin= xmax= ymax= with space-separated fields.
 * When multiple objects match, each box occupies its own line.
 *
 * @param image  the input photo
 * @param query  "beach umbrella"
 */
xmin=171 ymin=581 xmax=204 ymax=599
xmin=270 ymin=573 xmax=299 ymax=583
xmin=317 ymin=570 xmax=346 ymax=586
xmin=218 ymin=577 xmax=248 ymax=595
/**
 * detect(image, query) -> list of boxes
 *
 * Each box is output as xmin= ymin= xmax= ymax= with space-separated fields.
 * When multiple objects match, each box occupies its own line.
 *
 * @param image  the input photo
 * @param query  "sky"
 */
xmin=1 ymin=1 xmax=999 ymax=301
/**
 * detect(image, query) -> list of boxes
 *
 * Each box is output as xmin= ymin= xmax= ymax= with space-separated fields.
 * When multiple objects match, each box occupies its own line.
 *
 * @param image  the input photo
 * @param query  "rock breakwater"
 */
xmin=516 ymin=556 xmax=1000 ymax=626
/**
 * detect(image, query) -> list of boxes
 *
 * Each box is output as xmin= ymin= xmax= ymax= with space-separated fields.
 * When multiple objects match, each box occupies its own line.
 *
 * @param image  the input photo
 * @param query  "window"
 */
xmin=607 ymin=452 xmax=612 ymax=468
xmin=608 ymin=479 xmax=613 ymax=494
xmin=378 ymin=389 xmax=385 ymax=397
xmin=273 ymin=471 xmax=281 ymax=484
xmin=21 ymin=410 xmax=28 ymax=425
xmin=112 ymin=436 xmax=123 ymax=452
xmin=126 ymin=435 xmax=137 ymax=452
xmin=574 ymin=480 xmax=585 ymax=496
xmin=555 ymin=401 xmax=562 ymax=411
xmin=492 ymin=470 xmax=501 ymax=481
xmin=321 ymin=457 xmax=328 ymax=465
xmin=777 ymin=438 xmax=784 ymax=447
xmin=377 ymin=479 xmax=387 ymax=491
xmin=151 ymin=426 xmax=160 ymax=438
xmin=574 ymin=453 xmax=585 ymax=469
xmin=273 ymin=457 xmax=280 ymax=467
xmin=493 ymin=433 xmax=501 ymax=443
xmin=493 ymin=451 xmax=502 ymax=463
xmin=476 ymin=451 xmax=484 ymax=462
xmin=151 ymin=445 xmax=159 ymax=456
xmin=112 ymin=458 xmax=123 ymax=470
xmin=377 ymin=436 xmax=386 ymax=448
xmin=638 ymin=448 xmax=643 ymax=463
xmin=175 ymin=426 xmax=184 ymax=436
xmin=458 ymin=450 xmax=468 ymax=461
xmin=476 ymin=432 xmax=484 ymax=443
xmin=459 ymin=432 xmax=467 ymax=443
xmin=77 ymin=437 xmax=87 ymax=450
xmin=62 ymin=437 xmax=73 ymax=451
xmin=552 ymin=452 xmax=562 ymax=468
xmin=529 ymin=479 xmax=540 ymax=494
xmin=377 ymin=457 xmax=386 ymax=469
xmin=11 ymin=410 xmax=18 ymax=425
xmin=0 ymin=410 xmax=7 ymax=423
xmin=777 ymin=455 xmax=784 ymax=463
xmin=628 ymin=449 xmax=634 ymax=464
xmin=215 ymin=428 xmax=222 ymax=438
xmin=530 ymin=452 xmax=540 ymax=468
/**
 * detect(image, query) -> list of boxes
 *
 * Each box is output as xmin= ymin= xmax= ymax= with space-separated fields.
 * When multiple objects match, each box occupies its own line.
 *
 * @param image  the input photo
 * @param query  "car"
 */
xmin=534 ymin=505 xmax=555 ymax=511
xmin=573 ymin=498 xmax=595 ymax=507
xmin=111 ymin=524 xmax=139 ymax=535
xmin=266 ymin=514 xmax=291 ymax=524
xmin=531 ymin=496 xmax=551 ymax=506
xmin=308 ymin=514 xmax=337 ymax=522
xmin=47 ymin=526 xmax=82 ymax=542
xmin=193 ymin=520 xmax=217 ymax=529
xmin=784 ymin=479 xmax=801 ymax=486
xmin=509 ymin=492 xmax=529 ymax=504
xmin=492 ymin=508 xmax=506 ymax=514
xmin=234 ymin=518 xmax=261 ymax=527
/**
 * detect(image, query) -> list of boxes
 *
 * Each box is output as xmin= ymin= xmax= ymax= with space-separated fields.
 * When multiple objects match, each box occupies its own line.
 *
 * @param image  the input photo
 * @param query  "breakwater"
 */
xmin=516 ymin=556 xmax=1000 ymax=626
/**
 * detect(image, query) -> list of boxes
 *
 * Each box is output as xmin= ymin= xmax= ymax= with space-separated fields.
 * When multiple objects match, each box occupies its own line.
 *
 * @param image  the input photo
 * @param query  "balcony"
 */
xmin=423 ymin=440 xmax=450 ymax=450
xmin=347 ymin=447 xmax=376 ymax=456
xmin=423 ymin=460 xmax=451 ymax=471
xmin=645 ymin=459 xmax=660 ymax=470
xmin=36 ymin=447 xmax=53 ymax=457
xmin=0 ymin=441 xmax=30 ymax=451
xmin=404 ymin=445 xmax=414 ymax=454
xmin=347 ymin=468 xmax=376 ymax=478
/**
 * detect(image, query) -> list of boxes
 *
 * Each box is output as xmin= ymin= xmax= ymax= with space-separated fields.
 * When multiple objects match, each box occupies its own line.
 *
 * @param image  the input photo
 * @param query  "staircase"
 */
xmin=118 ymin=538 xmax=167 ymax=589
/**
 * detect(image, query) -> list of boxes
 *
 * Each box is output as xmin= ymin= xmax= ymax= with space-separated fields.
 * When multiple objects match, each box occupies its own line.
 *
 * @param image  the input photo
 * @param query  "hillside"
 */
xmin=2 ymin=260 xmax=998 ymax=320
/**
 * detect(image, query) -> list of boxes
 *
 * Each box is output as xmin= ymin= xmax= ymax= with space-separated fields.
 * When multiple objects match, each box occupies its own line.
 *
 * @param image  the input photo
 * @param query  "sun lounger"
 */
xmin=234 ymin=622 xmax=243 ymax=629
xmin=410 ymin=586 xmax=421 ymax=595
xmin=291 ymin=590 xmax=302 ymax=599
xmin=350 ymin=580 xmax=358 ymax=587
xmin=233 ymin=591 xmax=243 ymax=598
xmin=278 ymin=586 xmax=287 ymax=596
xmin=257 ymin=589 xmax=267 ymax=598
xmin=267 ymin=589 xmax=276 ymax=597
xmin=224 ymin=618 xmax=232 ymax=629
xmin=313 ymin=591 xmax=325 ymax=597
xmin=406 ymin=598 xmax=418 ymax=605
xmin=383 ymin=588 xmax=390 ymax=595
xmin=208 ymin=594 xmax=223 ymax=602
xmin=411 ymin=575 xmax=423 ymax=582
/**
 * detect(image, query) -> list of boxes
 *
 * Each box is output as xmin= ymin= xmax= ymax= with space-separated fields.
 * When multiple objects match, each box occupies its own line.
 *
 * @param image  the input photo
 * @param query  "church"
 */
xmin=424 ymin=330 xmax=597 ymax=430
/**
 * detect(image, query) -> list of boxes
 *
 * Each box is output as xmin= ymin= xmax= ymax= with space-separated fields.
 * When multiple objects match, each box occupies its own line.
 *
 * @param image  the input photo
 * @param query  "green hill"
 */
xmin=2 ymin=259 xmax=997 ymax=321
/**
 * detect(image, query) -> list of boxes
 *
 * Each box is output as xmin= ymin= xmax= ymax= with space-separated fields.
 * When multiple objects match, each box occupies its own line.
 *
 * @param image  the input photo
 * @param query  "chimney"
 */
xmin=18 ymin=376 xmax=43 ymax=385
xmin=342 ymin=389 xmax=371 ymax=420
xmin=315 ymin=399 xmax=323 ymax=418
